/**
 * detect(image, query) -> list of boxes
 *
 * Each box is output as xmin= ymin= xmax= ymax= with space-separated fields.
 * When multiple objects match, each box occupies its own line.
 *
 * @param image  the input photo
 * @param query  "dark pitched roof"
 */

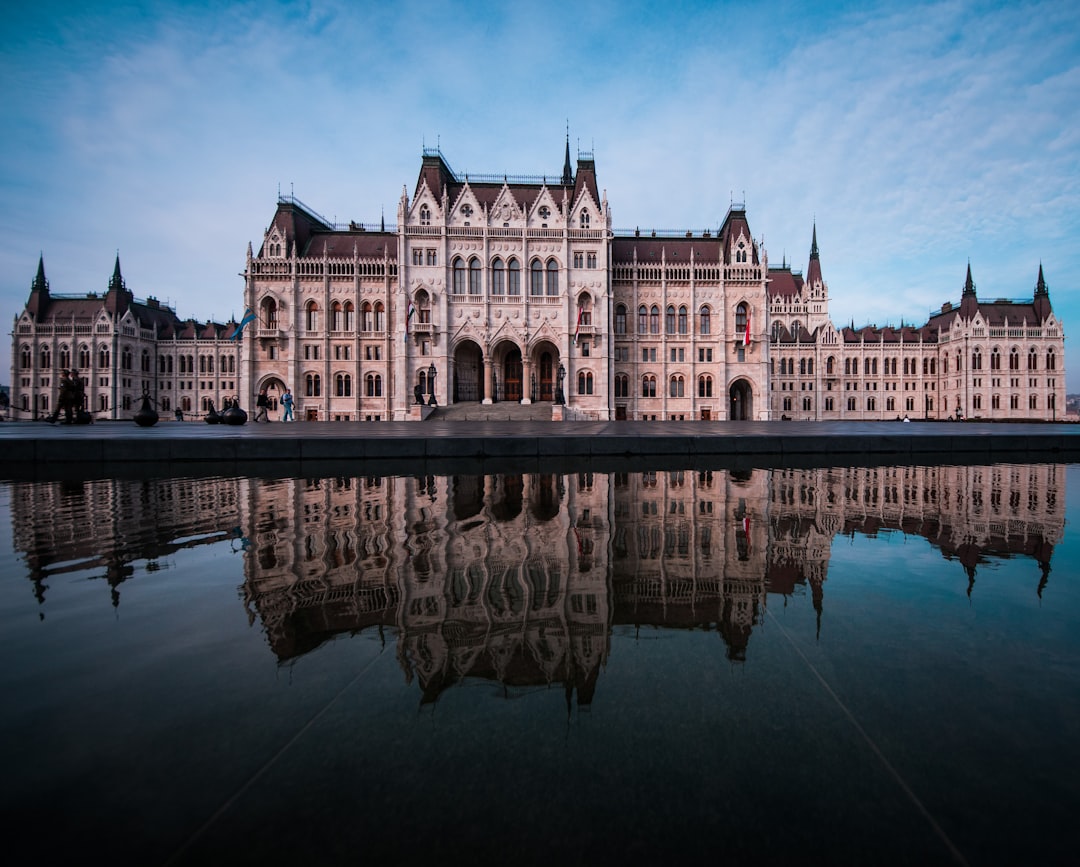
xmin=611 ymin=235 xmax=722 ymax=264
xmin=767 ymin=267 xmax=805 ymax=299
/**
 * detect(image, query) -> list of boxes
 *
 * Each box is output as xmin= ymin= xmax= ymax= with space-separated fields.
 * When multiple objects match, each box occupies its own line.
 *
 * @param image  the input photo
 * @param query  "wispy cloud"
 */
xmin=2 ymin=0 xmax=1078 ymax=384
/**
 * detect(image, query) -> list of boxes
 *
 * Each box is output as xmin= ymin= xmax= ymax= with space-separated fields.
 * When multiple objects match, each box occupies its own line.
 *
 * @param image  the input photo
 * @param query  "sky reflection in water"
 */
xmin=1 ymin=463 xmax=1077 ymax=866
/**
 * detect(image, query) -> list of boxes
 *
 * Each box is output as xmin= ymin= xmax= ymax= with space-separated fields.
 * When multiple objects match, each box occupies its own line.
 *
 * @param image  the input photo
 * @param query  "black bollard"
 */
xmin=222 ymin=402 xmax=248 ymax=425
xmin=134 ymin=394 xmax=159 ymax=427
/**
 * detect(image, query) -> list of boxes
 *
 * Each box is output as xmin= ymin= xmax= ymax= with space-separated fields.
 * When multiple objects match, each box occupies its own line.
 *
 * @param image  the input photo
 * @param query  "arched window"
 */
xmin=827 ymin=356 xmax=835 ymax=375
xmin=491 ymin=258 xmax=505 ymax=295
xmin=546 ymin=259 xmax=559 ymax=295
xmin=374 ymin=302 xmax=385 ymax=331
xmin=419 ymin=205 xmax=431 ymax=225
xmin=678 ymin=305 xmax=688 ymax=335
xmin=669 ymin=375 xmax=684 ymax=397
xmin=577 ymin=294 xmax=592 ymax=327
xmin=200 ymin=356 xmax=207 ymax=374
xmin=698 ymin=375 xmax=713 ymax=397
xmin=614 ymin=374 xmax=629 ymax=398
xmin=1028 ymin=348 xmax=1038 ymax=370
xmin=614 ymin=304 xmax=627 ymax=335
xmin=638 ymin=305 xmax=648 ymax=334
xmin=530 ymin=259 xmax=544 ymax=296
xmin=735 ymin=302 xmax=748 ymax=335
xmin=469 ymin=258 xmax=481 ymax=295
xmin=331 ymin=302 xmax=342 ymax=331
xmin=650 ymin=305 xmax=660 ymax=334
xmin=453 ymin=257 xmax=466 ymax=294
xmin=305 ymin=301 xmax=319 ymax=332
xmin=991 ymin=348 xmax=1001 ymax=370
xmin=344 ymin=301 xmax=355 ymax=331
xmin=20 ymin=345 xmax=31 ymax=369
xmin=642 ymin=375 xmax=656 ymax=398
xmin=972 ymin=349 xmax=982 ymax=370
xmin=336 ymin=373 xmax=352 ymax=396
xmin=666 ymin=305 xmax=676 ymax=334
xmin=699 ymin=306 xmax=711 ymax=335
xmin=507 ymin=258 xmax=520 ymax=295
xmin=577 ymin=371 xmax=594 ymax=395
xmin=99 ymin=346 xmax=110 ymax=368
xmin=580 ymin=209 xmax=590 ymax=229
xmin=362 ymin=302 xmax=373 ymax=332
xmin=59 ymin=345 xmax=70 ymax=369
xmin=1047 ymin=348 xmax=1056 ymax=370
xmin=261 ymin=297 xmax=278 ymax=329
xmin=40 ymin=347 xmax=51 ymax=369
xmin=366 ymin=373 xmax=382 ymax=397
xmin=1009 ymin=348 xmax=1020 ymax=370
xmin=306 ymin=373 xmax=321 ymax=396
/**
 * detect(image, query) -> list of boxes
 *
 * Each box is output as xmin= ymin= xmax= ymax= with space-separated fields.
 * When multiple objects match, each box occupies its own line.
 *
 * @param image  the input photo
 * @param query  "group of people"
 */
xmin=254 ymin=386 xmax=293 ymax=422
xmin=46 ymin=369 xmax=87 ymax=424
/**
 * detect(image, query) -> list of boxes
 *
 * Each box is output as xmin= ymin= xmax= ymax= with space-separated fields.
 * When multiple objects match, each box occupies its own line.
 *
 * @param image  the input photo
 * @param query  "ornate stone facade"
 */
xmin=9 ymin=255 xmax=241 ymax=420
xmin=239 ymin=144 xmax=1064 ymax=421
xmin=11 ymin=143 xmax=1065 ymax=422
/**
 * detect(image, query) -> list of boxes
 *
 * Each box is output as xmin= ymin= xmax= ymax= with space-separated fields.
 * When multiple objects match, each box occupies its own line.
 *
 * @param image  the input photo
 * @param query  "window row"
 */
xmin=614 ymin=374 xmax=717 ymax=398
xmin=302 ymin=373 xmax=383 ymax=397
xmin=451 ymin=257 xmax=561 ymax=297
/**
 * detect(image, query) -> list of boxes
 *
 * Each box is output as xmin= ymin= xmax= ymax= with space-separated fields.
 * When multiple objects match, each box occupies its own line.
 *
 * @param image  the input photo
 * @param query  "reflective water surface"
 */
xmin=2 ymin=464 xmax=1078 ymax=865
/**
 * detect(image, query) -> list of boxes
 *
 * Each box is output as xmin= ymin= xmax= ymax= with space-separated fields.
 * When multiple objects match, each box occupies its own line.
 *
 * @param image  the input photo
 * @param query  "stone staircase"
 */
xmin=431 ymin=401 xmax=555 ymax=422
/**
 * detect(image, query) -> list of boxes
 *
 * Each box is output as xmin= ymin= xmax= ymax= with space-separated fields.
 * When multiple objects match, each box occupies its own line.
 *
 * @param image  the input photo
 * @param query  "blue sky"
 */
xmin=3 ymin=0 xmax=1079 ymax=389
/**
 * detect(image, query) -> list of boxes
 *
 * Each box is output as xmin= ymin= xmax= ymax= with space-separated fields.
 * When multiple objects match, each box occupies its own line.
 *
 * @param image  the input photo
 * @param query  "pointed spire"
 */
xmin=32 ymin=253 xmax=49 ymax=294
xmin=962 ymin=262 xmax=976 ymax=296
xmin=806 ymin=222 xmax=823 ymax=286
xmin=561 ymin=128 xmax=573 ymax=186
xmin=380 ymin=206 xmax=385 ymax=233
xmin=1035 ymin=263 xmax=1048 ymax=296
xmin=109 ymin=253 xmax=126 ymax=293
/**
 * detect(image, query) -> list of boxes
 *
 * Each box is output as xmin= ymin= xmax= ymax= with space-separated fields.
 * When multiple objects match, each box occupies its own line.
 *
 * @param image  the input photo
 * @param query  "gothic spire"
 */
xmin=561 ymin=131 xmax=573 ymax=186
xmin=109 ymin=253 xmax=126 ymax=293
xmin=32 ymin=253 xmax=48 ymax=294
xmin=806 ymin=222 xmax=823 ymax=286
xmin=962 ymin=262 xmax=976 ymax=297
xmin=1035 ymin=263 xmax=1048 ymax=296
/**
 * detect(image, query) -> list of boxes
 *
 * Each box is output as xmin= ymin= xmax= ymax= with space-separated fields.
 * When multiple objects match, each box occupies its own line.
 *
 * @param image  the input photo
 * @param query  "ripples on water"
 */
xmin=1 ymin=463 xmax=1077 ymax=865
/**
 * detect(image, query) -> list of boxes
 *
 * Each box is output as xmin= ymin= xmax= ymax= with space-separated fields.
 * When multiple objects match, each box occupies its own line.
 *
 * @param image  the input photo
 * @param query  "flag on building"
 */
xmin=230 ymin=309 xmax=257 ymax=341
xmin=743 ymin=310 xmax=751 ymax=347
xmin=573 ymin=306 xmax=584 ymax=345
xmin=405 ymin=302 xmax=416 ymax=343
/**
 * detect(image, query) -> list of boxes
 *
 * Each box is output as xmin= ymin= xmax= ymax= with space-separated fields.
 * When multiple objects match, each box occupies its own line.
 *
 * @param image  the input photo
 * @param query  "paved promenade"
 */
xmin=1 ymin=418 xmax=1078 ymax=479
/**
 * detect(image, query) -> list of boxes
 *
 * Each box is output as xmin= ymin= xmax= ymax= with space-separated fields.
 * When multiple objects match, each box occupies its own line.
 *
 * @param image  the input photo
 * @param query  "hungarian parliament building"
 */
xmin=9 ymin=143 xmax=1066 ymax=422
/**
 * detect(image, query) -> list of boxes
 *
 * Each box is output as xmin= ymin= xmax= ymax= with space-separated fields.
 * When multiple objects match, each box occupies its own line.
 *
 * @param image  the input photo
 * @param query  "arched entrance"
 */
xmin=258 ymin=376 xmax=285 ymax=415
xmin=729 ymin=379 xmax=753 ymax=420
xmin=453 ymin=340 xmax=484 ymax=403
xmin=502 ymin=347 xmax=523 ymax=402
xmin=530 ymin=340 xmax=559 ymax=403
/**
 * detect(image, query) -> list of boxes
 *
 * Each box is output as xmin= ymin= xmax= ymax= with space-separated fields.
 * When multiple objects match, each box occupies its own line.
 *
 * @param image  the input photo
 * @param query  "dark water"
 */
xmin=1 ymin=464 xmax=1077 ymax=866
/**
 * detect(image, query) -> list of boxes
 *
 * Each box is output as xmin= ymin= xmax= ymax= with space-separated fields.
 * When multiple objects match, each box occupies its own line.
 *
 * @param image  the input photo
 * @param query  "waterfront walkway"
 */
xmin=1 ymin=418 xmax=1078 ymax=479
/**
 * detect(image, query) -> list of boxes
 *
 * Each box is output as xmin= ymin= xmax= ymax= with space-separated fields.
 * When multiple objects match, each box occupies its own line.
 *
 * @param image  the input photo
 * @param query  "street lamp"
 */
xmin=555 ymin=363 xmax=566 ymax=405
xmin=428 ymin=363 xmax=437 ymax=406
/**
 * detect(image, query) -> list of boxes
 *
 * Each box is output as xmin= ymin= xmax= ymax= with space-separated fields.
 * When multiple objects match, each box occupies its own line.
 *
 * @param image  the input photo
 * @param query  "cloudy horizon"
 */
xmin=3 ymin=0 xmax=1078 ymax=390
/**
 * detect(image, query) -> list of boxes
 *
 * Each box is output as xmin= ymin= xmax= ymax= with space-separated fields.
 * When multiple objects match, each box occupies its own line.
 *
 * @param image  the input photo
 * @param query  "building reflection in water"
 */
xmin=10 ymin=465 xmax=1064 ymax=700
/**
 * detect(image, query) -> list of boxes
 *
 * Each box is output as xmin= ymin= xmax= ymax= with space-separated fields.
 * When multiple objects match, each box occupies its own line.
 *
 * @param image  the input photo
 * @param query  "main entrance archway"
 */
xmin=453 ymin=340 xmax=483 ymax=403
xmin=502 ymin=348 xmax=523 ymax=402
xmin=729 ymin=379 xmax=753 ymax=420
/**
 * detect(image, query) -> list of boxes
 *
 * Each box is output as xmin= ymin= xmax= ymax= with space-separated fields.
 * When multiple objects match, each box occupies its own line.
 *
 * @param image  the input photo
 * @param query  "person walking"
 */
xmin=281 ymin=387 xmax=294 ymax=422
xmin=255 ymin=387 xmax=270 ymax=422
xmin=46 ymin=369 xmax=75 ymax=424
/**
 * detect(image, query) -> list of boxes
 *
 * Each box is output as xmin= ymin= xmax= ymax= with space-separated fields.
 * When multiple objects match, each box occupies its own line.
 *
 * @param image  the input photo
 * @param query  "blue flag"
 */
xmin=231 ymin=309 xmax=257 ymax=341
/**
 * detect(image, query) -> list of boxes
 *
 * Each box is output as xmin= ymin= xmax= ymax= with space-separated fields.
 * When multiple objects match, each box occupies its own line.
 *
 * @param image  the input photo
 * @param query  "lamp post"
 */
xmin=428 ymin=363 xmax=437 ymax=406
xmin=555 ymin=363 xmax=565 ymax=405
